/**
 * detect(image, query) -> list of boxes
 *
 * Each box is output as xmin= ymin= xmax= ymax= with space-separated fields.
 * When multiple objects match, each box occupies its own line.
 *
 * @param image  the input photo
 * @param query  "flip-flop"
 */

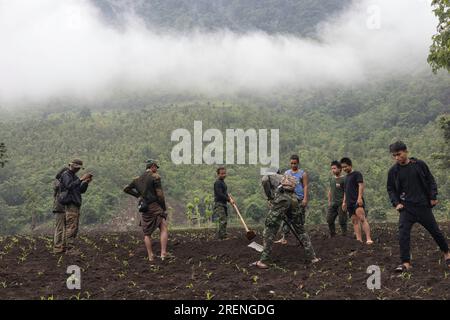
xmin=310 ymin=257 xmax=321 ymax=264
xmin=160 ymin=252 xmax=175 ymax=261
xmin=366 ymin=240 xmax=374 ymax=245
xmin=394 ymin=264 xmax=412 ymax=273
xmin=250 ymin=261 xmax=269 ymax=269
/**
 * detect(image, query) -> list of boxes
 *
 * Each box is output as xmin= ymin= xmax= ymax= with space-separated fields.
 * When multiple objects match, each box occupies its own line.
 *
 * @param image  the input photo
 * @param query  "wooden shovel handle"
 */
xmin=229 ymin=194 xmax=250 ymax=232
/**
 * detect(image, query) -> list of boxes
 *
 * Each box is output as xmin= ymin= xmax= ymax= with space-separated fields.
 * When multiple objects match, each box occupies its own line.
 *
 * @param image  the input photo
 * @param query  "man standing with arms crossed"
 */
xmin=327 ymin=160 xmax=348 ymax=237
xmin=341 ymin=157 xmax=373 ymax=245
xmin=387 ymin=141 xmax=450 ymax=272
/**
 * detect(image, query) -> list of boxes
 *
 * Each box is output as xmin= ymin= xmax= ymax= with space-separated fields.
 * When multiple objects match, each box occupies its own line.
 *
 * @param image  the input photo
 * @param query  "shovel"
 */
xmin=228 ymin=194 xmax=257 ymax=241
xmin=282 ymin=215 xmax=304 ymax=248
xmin=248 ymin=241 xmax=264 ymax=252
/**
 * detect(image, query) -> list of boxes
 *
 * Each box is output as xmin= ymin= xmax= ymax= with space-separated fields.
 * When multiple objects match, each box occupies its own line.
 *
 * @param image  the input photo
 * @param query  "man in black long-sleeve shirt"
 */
xmin=54 ymin=159 xmax=92 ymax=254
xmin=387 ymin=141 xmax=450 ymax=272
xmin=213 ymin=167 xmax=234 ymax=239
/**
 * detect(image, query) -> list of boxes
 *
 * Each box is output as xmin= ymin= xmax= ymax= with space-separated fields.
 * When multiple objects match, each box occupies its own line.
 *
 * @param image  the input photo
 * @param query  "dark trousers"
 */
xmin=398 ymin=205 xmax=449 ymax=263
xmin=326 ymin=204 xmax=347 ymax=236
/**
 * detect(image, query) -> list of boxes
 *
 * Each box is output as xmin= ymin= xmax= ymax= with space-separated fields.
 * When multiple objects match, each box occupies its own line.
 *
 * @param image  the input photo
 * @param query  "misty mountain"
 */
xmin=93 ymin=0 xmax=351 ymax=36
xmin=1 ymin=73 xmax=449 ymax=234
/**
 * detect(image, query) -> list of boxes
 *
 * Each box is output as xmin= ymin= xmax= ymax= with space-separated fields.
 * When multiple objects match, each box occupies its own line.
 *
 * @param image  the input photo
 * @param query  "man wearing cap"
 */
xmin=54 ymin=159 xmax=92 ymax=254
xmin=124 ymin=159 xmax=169 ymax=262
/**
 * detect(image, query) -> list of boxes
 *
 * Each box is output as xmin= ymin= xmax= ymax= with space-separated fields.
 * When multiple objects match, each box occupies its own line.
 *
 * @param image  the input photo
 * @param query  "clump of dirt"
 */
xmin=0 ymin=224 xmax=449 ymax=300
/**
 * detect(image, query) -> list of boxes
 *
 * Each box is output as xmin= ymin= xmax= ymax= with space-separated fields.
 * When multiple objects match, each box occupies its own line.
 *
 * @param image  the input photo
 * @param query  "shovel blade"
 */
xmin=246 ymin=230 xmax=257 ymax=241
xmin=248 ymin=241 xmax=264 ymax=252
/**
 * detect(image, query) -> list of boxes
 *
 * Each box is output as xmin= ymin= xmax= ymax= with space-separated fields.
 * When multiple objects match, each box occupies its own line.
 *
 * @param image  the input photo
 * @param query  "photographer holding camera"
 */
xmin=54 ymin=158 xmax=93 ymax=255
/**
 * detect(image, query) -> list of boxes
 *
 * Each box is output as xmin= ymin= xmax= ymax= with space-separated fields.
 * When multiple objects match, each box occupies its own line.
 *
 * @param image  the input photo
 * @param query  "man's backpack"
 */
xmin=280 ymin=174 xmax=297 ymax=192
xmin=52 ymin=167 xmax=69 ymax=213
xmin=261 ymin=174 xmax=284 ymax=200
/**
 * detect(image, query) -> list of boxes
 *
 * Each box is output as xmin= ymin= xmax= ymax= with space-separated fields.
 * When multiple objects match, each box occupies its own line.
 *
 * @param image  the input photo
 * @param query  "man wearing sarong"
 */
xmin=124 ymin=159 xmax=169 ymax=262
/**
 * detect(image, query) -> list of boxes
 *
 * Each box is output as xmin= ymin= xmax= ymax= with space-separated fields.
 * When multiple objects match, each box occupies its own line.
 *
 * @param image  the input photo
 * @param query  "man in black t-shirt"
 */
xmin=387 ymin=141 xmax=450 ymax=272
xmin=341 ymin=157 xmax=373 ymax=245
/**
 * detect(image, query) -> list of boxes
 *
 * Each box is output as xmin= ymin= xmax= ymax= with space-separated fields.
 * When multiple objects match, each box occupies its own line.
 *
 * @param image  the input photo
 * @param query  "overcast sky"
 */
xmin=0 ymin=0 xmax=438 ymax=107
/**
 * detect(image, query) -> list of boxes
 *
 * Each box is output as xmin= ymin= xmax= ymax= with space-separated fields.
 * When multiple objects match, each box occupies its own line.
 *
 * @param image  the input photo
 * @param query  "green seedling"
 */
xmin=399 ymin=272 xmax=412 ymax=280
xmin=205 ymin=290 xmax=215 ymax=300
xmin=70 ymin=292 xmax=82 ymax=300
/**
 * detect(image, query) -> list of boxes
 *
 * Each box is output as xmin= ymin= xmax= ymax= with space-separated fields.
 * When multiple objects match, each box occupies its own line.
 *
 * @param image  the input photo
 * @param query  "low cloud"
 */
xmin=0 ymin=0 xmax=438 ymax=107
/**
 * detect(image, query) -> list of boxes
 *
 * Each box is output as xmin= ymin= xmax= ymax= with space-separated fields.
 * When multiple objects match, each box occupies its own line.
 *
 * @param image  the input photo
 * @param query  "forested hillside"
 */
xmin=94 ymin=0 xmax=351 ymax=36
xmin=0 ymin=72 xmax=449 ymax=234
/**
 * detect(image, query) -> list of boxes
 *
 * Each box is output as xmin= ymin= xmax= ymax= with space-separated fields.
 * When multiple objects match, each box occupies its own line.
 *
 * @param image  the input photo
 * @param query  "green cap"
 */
xmin=70 ymin=159 xmax=84 ymax=169
xmin=145 ymin=159 xmax=160 ymax=168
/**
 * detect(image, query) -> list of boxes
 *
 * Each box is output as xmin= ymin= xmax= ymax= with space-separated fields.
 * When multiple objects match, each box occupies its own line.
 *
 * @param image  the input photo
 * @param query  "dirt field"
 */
xmin=0 ymin=224 xmax=449 ymax=300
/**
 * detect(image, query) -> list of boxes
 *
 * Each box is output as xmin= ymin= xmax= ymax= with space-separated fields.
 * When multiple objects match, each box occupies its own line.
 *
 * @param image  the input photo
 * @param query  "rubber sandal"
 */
xmin=394 ymin=264 xmax=412 ymax=273
xmin=274 ymin=239 xmax=287 ymax=245
xmin=310 ymin=257 xmax=321 ymax=264
xmin=250 ymin=261 xmax=269 ymax=269
xmin=160 ymin=252 xmax=175 ymax=261
xmin=366 ymin=240 xmax=374 ymax=245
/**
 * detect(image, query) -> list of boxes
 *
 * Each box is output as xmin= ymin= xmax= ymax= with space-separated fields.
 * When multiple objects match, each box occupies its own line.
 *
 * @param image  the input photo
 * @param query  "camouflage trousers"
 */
xmin=326 ymin=204 xmax=348 ymax=236
xmin=280 ymin=198 xmax=304 ymax=237
xmin=214 ymin=203 xmax=228 ymax=239
xmin=261 ymin=192 xmax=316 ymax=262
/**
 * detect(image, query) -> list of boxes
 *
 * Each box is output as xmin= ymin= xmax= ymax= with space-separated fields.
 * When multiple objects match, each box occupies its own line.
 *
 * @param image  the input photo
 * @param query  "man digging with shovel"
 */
xmin=252 ymin=169 xmax=320 ymax=269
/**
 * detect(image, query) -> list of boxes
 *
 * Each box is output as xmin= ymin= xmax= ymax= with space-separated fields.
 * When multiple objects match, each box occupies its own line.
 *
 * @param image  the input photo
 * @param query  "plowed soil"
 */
xmin=0 ymin=224 xmax=449 ymax=300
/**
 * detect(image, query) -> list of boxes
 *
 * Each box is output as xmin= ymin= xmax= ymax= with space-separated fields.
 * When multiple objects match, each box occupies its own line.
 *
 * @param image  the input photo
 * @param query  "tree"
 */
xmin=428 ymin=0 xmax=450 ymax=73
xmin=432 ymin=115 xmax=450 ymax=168
xmin=185 ymin=202 xmax=194 ymax=227
xmin=204 ymin=195 xmax=213 ymax=226
xmin=0 ymin=143 xmax=7 ymax=168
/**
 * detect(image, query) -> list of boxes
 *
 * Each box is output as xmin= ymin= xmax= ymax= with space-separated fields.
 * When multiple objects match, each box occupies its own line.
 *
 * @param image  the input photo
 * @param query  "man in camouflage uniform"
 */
xmin=276 ymin=155 xmax=309 ymax=245
xmin=124 ymin=159 xmax=169 ymax=261
xmin=254 ymin=171 xmax=319 ymax=269
xmin=213 ymin=167 xmax=234 ymax=239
